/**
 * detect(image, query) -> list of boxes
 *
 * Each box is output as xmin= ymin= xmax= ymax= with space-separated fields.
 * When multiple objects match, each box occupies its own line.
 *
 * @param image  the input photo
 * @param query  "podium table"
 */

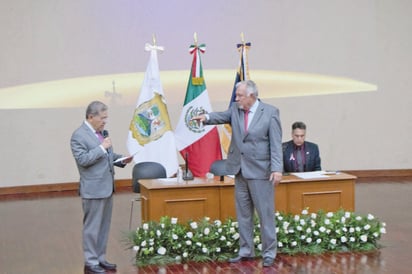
xmin=139 ymin=172 xmax=356 ymax=223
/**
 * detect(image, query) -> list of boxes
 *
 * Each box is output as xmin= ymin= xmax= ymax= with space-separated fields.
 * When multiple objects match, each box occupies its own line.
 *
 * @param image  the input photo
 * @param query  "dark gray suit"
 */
xmin=206 ymin=100 xmax=282 ymax=260
xmin=70 ymin=122 xmax=124 ymax=267
xmin=282 ymin=140 xmax=321 ymax=172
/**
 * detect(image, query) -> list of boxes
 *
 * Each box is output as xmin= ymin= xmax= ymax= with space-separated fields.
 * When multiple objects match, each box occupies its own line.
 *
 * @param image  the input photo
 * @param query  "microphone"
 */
xmin=102 ymin=130 xmax=111 ymax=153
xmin=182 ymin=152 xmax=194 ymax=180
xmin=102 ymin=130 xmax=109 ymax=138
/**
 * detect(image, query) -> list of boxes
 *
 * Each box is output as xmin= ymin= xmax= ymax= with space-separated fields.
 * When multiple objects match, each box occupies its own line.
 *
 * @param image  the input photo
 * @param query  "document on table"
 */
xmin=291 ymin=171 xmax=331 ymax=179
xmin=157 ymin=178 xmax=181 ymax=185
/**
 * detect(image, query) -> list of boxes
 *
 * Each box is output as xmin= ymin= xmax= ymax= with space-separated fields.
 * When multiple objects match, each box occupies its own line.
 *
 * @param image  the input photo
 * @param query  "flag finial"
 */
xmin=152 ymin=34 xmax=157 ymax=46
xmin=194 ymin=32 xmax=198 ymax=47
xmin=241 ymin=32 xmax=245 ymax=44
xmin=145 ymin=35 xmax=164 ymax=52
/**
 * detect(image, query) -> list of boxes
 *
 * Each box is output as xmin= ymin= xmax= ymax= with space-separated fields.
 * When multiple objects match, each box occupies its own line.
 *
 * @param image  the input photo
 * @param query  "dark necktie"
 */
xmin=296 ymin=146 xmax=304 ymax=172
xmin=244 ymin=109 xmax=250 ymax=132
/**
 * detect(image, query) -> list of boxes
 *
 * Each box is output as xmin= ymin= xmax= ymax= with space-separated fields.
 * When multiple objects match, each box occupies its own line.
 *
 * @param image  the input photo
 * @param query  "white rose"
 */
xmin=157 ymin=246 xmax=166 ymax=255
xmin=190 ymin=222 xmax=198 ymax=229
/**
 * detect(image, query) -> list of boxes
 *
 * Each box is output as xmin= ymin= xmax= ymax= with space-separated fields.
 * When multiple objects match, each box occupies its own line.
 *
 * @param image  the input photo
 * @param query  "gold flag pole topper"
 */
xmin=190 ymin=32 xmax=205 ymax=85
xmin=152 ymin=34 xmax=156 ymax=46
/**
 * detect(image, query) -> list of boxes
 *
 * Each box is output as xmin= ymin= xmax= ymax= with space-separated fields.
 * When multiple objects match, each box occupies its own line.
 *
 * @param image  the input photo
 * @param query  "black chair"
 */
xmin=210 ymin=159 xmax=231 ymax=181
xmin=129 ymin=162 xmax=167 ymax=230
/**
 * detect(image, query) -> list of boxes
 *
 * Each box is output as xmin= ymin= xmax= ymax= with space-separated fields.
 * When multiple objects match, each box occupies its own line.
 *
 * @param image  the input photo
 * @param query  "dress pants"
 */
xmin=82 ymin=195 xmax=113 ymax=266
xmin=234 ymin=173 xmax=277 ymax=259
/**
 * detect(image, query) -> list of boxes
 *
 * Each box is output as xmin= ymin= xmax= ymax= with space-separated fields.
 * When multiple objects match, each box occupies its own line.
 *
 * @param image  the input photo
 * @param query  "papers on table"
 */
xmin=156 ymin=178 xmax=181 ymax=185
xmin=291 ymin=170 xmax=338 ymax=179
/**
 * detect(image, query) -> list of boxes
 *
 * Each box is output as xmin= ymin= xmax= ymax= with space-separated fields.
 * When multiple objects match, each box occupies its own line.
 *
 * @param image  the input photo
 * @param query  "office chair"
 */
xmin=210 ymin=159 xmax=230 ymax=181
xmin=129 ymin=162 xmax=167 ymax=230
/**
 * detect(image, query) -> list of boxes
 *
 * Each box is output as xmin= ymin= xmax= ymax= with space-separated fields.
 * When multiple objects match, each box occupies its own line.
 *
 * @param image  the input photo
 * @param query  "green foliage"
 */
xmin=126 ymin=210 xmax=386 ymax=267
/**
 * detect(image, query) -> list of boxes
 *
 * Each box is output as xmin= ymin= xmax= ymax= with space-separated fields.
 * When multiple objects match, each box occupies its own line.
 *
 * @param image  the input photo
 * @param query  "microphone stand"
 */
xmin=182 ymin=152 xmax=194 ymax=180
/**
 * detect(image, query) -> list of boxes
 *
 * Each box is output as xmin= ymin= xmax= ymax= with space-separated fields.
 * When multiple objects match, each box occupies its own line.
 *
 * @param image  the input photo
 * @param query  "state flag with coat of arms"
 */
xmin=126 ymin=42 xmax=179 ymax=177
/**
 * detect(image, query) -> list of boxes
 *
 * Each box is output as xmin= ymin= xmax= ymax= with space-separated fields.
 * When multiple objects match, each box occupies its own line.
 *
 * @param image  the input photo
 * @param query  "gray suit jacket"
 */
xmin=207 ymin=100 xmax=283 ymax=179
xmin=70 ymin=122 xmax=124 ymax=199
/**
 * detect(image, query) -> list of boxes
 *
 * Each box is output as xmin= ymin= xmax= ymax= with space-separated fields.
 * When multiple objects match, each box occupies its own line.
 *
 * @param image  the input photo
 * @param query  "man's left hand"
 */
xmin=270 ymin=172 xmax=282 ymax=186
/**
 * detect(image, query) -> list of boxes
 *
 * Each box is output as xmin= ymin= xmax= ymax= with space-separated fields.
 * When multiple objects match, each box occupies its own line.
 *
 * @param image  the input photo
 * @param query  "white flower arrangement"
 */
xmin=127 ymin=209 xmax=386 ymax=267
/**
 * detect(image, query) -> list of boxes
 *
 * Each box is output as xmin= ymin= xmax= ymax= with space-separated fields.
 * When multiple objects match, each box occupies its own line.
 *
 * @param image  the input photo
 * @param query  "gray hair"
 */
xmin=236 ymin=80 xmax=259 ymax=97
xmin=85 ymin=101 xmax=108 ymax=119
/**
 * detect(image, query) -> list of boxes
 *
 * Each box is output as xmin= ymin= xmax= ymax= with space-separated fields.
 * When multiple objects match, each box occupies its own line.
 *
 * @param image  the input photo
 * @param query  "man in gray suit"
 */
xmin=70 ymin=101 xmax=132 ymax=274
xmin=192 ymin=80 xmax=283 ymax=267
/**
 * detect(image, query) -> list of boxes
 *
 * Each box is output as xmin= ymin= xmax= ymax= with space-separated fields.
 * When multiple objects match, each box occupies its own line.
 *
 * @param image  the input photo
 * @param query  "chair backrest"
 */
xmin=132 ymin=162 xmax=167 ymax=193
xmin=209 ymin=159 xmax=229 ymax=181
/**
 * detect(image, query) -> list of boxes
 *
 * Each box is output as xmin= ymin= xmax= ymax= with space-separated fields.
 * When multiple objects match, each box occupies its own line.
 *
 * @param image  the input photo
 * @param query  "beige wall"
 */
xmin=1 ymin=0 xmax=411 ymax=187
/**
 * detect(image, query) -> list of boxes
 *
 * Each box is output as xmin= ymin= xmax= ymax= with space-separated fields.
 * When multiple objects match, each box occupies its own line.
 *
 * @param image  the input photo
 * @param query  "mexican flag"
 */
xmin=126 ymin=42 xmax=179 ymax=177
xmin=220 ymin=41 xmax=251 ymax=154
xmin=174 ymin=43 xmax=222 ymax=177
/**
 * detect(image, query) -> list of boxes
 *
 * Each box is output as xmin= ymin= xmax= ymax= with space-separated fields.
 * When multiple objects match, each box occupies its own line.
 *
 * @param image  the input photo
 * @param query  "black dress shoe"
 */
xmin=262 ymin=257 xmax=274 ymax=267
xmin=99 ymin=261 xmax=117 ymax=270
xmin=84 ymin=264 xmax=105 ymax=274
xmin=228 ymin=256 xmax=254 ymax=263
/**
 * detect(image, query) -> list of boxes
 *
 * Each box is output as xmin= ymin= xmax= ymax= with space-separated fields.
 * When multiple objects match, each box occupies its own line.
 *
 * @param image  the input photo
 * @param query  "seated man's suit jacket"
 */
xmin=282 ymin=140 xmax=321 ymax=173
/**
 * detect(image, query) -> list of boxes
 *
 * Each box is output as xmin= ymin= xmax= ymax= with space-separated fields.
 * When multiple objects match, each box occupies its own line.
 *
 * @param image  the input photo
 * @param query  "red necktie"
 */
xmin=96 ymin=131 xmax=104 ymax=142
xmin=244 ymin=109 xmax=250 ymax=132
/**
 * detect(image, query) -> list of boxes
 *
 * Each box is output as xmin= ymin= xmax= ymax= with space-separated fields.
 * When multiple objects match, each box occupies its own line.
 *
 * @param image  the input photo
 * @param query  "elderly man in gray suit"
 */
xmin=192 ymin=80 xmax=283 ymax=267
xmin=70 ymin=101 xmax=132 ymax=274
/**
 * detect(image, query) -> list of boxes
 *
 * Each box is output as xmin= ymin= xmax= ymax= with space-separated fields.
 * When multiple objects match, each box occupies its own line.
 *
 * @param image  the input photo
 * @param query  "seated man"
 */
xmin=282 ymin=121 xmax=321 ymax=172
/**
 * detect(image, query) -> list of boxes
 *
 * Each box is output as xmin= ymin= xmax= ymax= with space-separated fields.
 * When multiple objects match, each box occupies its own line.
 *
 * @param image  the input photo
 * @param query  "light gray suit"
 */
xmin=206 ymin=100 xmax=282 ymax=260
xmin=70 ymin=122 xmax=124 ymax=267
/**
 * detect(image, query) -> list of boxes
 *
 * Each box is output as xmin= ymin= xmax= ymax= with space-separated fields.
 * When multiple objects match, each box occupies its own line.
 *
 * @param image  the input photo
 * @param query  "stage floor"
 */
xmin=1 ymin=179 xmax=411 ymax=273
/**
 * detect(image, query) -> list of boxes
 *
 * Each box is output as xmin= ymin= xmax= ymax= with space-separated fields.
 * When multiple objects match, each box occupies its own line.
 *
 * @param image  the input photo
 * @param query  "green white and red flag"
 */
xmin=174 ymin=43 xmax=222 ymax=177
